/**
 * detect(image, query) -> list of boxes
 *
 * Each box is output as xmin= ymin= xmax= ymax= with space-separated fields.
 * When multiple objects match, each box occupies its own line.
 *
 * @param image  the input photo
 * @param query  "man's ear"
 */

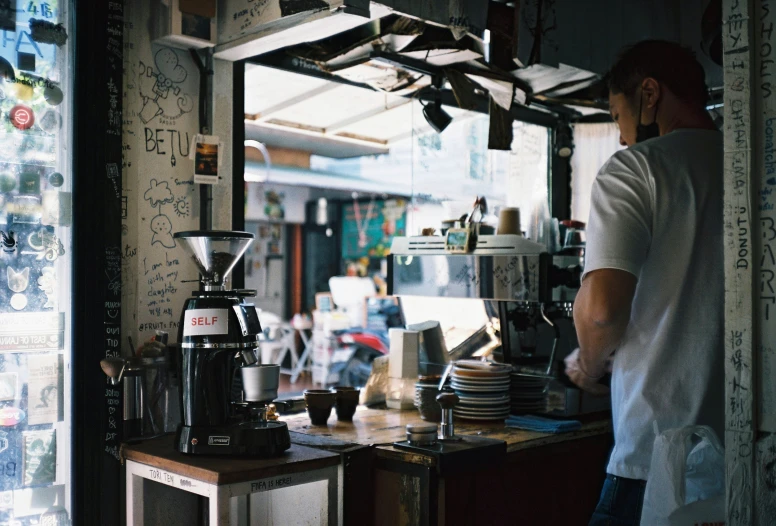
xmin=640 ymin=77 xmax=661 ymax=108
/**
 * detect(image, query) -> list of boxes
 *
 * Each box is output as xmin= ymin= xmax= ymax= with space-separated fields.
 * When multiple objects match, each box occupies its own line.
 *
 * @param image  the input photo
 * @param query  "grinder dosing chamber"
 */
xmin=177 ymin=230 xmax=253 ymax=291
xmin=174 ymin=230 xmax=259 ymax=429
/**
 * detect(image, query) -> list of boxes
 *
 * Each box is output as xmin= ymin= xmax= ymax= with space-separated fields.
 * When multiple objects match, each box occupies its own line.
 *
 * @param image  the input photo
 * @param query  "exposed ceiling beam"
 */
xmin=384 ymin=128 xmax=415 ymax=143
xmin=245 ymin=119 xmax=390 ymax=157
xmin=248 ymin=51 xmax=379 ymax=92
xmin=247 ymin=82 xmax=341 ymax=121
xmin=250 ymin=49 xmax=562 ymax=126
xmin=325 ymin=97 xmax=411 ymax=133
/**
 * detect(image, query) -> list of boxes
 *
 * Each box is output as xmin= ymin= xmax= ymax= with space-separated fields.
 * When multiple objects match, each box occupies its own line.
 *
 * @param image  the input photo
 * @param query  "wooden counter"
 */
xmin=121 ymin=436 xmax=341 ymax=525
xmin=283 ymin=406 xmax=610 ymax=457
xmin=123 ymin=436 xmax=340 ymax=485
xmin=282 ymin=407 xmax=613 ymax=526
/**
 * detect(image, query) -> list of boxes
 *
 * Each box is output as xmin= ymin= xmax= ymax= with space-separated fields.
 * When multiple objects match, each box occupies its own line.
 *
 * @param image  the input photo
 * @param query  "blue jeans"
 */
xmin=589 ymin=474 xmax=647 ymax=526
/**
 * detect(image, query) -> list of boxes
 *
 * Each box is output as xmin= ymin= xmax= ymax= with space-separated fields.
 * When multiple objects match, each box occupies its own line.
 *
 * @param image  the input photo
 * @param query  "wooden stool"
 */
xmin=123 ymin=436 xmax=341 ymax=525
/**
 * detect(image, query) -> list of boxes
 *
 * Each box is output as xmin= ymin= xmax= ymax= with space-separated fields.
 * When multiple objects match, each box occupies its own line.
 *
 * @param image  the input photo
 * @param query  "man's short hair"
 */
xmin=607 ymin=40 xmax=709 ymax=107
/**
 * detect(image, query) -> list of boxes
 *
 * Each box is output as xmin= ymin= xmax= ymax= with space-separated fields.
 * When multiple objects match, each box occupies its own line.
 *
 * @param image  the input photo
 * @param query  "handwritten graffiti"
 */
xmin=136 ymin=48 xmax=193 ymax=125
xmin=143 ymin=179 xmax=176 ymax=249
xmin=145 ymin=127 xmax=190 ymax=167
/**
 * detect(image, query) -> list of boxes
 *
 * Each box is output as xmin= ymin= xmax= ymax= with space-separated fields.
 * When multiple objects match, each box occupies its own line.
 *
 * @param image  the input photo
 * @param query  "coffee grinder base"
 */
xmin=176 ymin=421 xmax=291 ymax=456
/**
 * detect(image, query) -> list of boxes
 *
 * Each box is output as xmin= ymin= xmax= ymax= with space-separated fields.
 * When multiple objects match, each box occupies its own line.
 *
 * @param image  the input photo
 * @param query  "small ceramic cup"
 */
xmin=333 ymin=386 xmax=360 ymax=422
xmin=304 ymin=389 xmax=336 ymax=426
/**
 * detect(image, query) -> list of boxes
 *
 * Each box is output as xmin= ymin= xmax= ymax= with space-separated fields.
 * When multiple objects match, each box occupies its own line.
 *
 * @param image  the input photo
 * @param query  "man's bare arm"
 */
xmin=573 ymin=268 xmax=637 ymax=378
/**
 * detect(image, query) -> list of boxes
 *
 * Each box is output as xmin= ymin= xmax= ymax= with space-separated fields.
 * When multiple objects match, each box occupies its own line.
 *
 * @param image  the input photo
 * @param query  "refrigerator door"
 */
xmin=0 ymin=1 xmax=72 ymax=524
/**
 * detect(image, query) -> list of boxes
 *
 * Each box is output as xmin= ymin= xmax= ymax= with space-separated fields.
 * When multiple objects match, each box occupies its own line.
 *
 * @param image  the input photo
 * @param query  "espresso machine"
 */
xmin=388 ymin=232 xmax=609 ymax=416
xmin=174 ymin=230 xmax=291 ymax=456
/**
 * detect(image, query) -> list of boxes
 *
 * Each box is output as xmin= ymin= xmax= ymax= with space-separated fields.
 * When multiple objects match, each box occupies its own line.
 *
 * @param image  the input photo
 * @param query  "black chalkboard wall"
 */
xmin=73 ymin=1 xmax=124 ymax=524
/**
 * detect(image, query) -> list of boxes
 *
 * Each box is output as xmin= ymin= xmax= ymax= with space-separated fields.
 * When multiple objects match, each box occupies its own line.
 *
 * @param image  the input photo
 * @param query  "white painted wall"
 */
xmin=218 ymin=0 xmax=342 ymax=44
xmin=121 ymin=0 xmax=232 ymax=346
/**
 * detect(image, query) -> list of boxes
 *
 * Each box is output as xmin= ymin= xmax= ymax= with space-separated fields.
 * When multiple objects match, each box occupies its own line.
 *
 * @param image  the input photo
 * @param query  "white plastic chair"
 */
xmin=260 ymin=322 xmax=297 ymax=369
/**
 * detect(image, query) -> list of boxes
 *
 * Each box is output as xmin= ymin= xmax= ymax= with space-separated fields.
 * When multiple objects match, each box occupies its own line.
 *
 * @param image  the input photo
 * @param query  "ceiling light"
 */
xmin=422 ymin=94 xmax=452 ymax=134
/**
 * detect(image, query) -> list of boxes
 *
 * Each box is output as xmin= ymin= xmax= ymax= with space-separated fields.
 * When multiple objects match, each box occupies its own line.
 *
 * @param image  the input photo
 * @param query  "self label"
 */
xmin=183 ymin=309 xmax=228 ymax=337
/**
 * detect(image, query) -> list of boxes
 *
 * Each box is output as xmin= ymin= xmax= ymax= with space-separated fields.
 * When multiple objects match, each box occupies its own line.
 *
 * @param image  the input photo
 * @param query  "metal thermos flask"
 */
xmin=123 ymin=370 xmax=144 ymax=438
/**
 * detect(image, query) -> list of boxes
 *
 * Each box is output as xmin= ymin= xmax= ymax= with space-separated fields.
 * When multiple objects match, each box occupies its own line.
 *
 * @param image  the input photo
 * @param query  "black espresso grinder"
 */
xmin=174 ymin=230 xmax=290 ymax=456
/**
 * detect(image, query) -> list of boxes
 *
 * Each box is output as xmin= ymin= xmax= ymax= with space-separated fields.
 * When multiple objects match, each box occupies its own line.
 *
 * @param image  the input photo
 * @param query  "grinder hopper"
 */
xmin=174 ymin=230 xmax=254 ymax=290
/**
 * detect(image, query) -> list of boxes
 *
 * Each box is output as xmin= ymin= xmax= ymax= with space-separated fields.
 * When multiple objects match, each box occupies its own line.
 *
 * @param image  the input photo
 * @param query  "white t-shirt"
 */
xmin=583 ymin=128 xmax=724 ymax=480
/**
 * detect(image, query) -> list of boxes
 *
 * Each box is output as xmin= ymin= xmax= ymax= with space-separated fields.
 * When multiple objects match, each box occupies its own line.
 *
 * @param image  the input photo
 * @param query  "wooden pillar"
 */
xmin=291 ymin=224 xmax=304 ymax=318
xmin=724 ymin=0 xmax=776 ymax=522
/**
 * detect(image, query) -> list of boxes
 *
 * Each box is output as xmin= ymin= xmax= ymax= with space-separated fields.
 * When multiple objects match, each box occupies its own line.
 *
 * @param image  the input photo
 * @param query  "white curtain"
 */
xmin=570 ymin=123 xmax=623 ymax=223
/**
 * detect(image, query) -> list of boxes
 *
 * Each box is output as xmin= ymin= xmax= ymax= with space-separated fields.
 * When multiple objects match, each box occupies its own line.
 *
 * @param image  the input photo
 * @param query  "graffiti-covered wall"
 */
xmin=121 ymin=0 xmax=232 ymax=346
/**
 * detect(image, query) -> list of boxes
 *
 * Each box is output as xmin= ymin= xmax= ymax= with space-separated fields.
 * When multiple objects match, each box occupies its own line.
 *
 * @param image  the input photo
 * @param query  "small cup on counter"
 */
xmin=415 ymin=377 xmax=443 ymax=422
xmin=333 ymin=386 xmax=360 ymax=422
xmin=497 ymin=207 xmax=521 ymax=235
xmin=304 ymin=389 xmax=336 ymax=426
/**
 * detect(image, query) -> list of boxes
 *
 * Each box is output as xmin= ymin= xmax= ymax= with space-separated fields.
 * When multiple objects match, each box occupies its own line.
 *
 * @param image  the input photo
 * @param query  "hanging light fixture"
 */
xmin=422 ymin=80 xmax=452 ymax=134
xmin=554 ymin=123 xmax=574 ymax=158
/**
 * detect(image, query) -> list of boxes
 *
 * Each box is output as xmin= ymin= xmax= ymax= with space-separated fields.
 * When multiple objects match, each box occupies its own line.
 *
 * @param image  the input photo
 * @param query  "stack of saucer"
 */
xmin=450 ymin=360 xmax=512 ymax=421
xmin=510 ymin=374 xmax=549 ymax=414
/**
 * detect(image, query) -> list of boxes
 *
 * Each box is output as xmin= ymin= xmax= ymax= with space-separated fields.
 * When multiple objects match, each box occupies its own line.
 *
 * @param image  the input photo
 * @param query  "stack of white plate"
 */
xmin=450 ymin=360 xmax=513 ymax=421
xmin=510 ymin=374 xmax=549 ymax=414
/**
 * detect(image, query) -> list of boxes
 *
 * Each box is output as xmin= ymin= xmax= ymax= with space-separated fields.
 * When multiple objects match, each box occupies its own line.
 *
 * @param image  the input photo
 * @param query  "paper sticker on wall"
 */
xmin=0 ymin=489 xmax=11 ymax=510
xmin=17 ymin=52 xmax=35 ymax=72
xmin=28 ymin=355 xmax=60 ymax=425
xmin=0 ymin=428 xmax=20 ymax=492
xmin=47 ymin=172 xmax=63 ymax=188
xmin=29 ymin=18 xmax=69 ymax=47
xmin=44 ymin=85 xmax=63 ymax=106
xmin=0 ymin=173 xmax=15 ymax=192
xmin=7 ymin=267 xmax=29 ymax=294
xmin=9 ymin=105 xmax=34 ymax=130
xmin=38 ymin=110 xmax=61 ymax=133
xmin=37 ymin=267 xmax=56 ymax=309
xmin=0 ymin=231 xmax=16 ymax=254
xmin=192 ymin=135 xmax=220 ymax=185
xmin=12 ymin=195 xmax=41 ymax=224
xmin=41 ymin=191 xmax=72 ymax=226
xmin=9 ymin=294 xmax=27 ymax=310
xmin=0 ymin=375 xmax=17 ymax=403
xmin=22 ymin=430 xmax=56 ymax=486
xmin=12 ymin=84 xmax=33 ymax=101
xmin=0 ymin=55 xmax=13 ymax=81
xmin=0 ymin=312 xmax=65 ymax=352
xmin=19 ymin=173 xmax=40 ymax=195
xmin=0 ymin=407 xmax=24 ymax=426
xmin=0 ymin=0 xmax=14 ymax=33
xmin=40 ymin=509 xmax=70 ymax=525
xmin=21 ymin=229 xmax=64 ymax=261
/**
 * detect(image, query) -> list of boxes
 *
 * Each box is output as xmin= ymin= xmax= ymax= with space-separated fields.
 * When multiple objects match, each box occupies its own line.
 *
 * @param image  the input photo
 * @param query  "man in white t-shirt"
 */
xmin=563 ymin=40 xmax=723 ymax=525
